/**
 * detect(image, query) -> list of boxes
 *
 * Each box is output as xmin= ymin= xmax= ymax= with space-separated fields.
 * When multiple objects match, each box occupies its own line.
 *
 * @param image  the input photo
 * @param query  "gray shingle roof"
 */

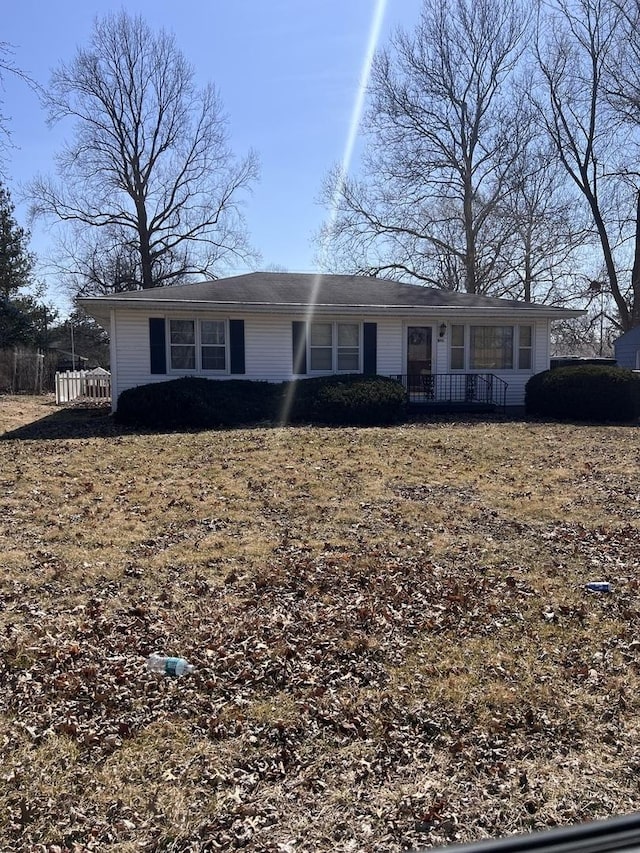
xmin=80 ymin=271 xmax=577 ymax=312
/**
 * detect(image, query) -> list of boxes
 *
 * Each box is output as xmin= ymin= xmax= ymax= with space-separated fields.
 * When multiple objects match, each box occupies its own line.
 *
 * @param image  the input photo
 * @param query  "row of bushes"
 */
xmin=115 ymin=374 xmax=407 ymax=429
xmin=113 ymin=366 xmax=640 ymax=430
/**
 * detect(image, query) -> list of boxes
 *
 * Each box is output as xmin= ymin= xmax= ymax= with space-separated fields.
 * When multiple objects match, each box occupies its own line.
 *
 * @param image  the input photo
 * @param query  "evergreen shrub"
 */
xmin=285 ymin=374 xmax=406 ymax=425
xmin=525 ymin=365 xmax=640 ymax=422
xmin=115 ymin=374 xmax=407 ymax=430
xmin=115 ymin=377 xmax=279 ymax=429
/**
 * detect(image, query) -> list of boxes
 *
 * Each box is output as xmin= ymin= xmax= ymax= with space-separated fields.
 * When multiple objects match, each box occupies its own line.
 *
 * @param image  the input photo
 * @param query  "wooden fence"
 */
xmin=55 ymin=370 xmax=111 ymax=405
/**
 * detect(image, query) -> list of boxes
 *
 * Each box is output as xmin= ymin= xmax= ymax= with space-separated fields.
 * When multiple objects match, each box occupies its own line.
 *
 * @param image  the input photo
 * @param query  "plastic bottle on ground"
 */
xmin=147 ymin=653 xmax=195 ymax=676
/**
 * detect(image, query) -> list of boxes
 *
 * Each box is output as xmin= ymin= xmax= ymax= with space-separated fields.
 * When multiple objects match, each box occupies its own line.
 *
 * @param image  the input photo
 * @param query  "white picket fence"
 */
xmin=55 ymin=369 xmax=111 ymax=405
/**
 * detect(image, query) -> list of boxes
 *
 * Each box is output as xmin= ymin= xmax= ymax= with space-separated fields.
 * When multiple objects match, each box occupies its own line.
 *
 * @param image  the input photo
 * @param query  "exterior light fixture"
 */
xmin=439 ymin=323 xmax=447 ymax=338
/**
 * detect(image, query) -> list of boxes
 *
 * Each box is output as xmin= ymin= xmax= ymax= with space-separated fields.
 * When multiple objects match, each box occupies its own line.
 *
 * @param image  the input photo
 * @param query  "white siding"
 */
xmin=112 ymin=311 xmax=153 ymax=404
xmin=492 ymin=372 xmax=528 ymax=407
xmin=374 ymin=316 xmax=404 ymax=375
xmin=244 ymin=315 xmax=295 ymax=379
xmin=247 ymin=313 xmax=407 ymax=379
xmin=111 ymin=310 xmax=290 ymax=404
xmin=110 ymin=309 xmax=554 ymax=410
xmin=534 ymin=320 xmax=550 ymax=374
xmin=434 ymin=336 xmax=448 ymax=373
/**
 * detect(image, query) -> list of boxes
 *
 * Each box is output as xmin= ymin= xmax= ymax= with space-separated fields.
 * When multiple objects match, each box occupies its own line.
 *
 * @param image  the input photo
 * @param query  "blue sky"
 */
xmin=3 ymin=0 xmax=423 ymax=312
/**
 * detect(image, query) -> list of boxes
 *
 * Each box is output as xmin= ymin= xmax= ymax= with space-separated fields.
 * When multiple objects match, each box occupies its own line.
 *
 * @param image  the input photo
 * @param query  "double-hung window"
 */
xmin=169 ymin=319 xmax=227 ymax=372
xmin=309 ymin=322 xmax=361 ymax=372
xmin=518 ymin=325 xmax=532 ymax=369
xmin=310 ymin=323 xmax=333 ymax=371
xmin=201 ymin=320 xmax=226 ymax=370
xmin=337 ymin=323 xmax=360 ymax=371
xmin=170 ymin=320 xmax=196 ymax=370
xmin=450 ymin=325 xmax=465 ymax=370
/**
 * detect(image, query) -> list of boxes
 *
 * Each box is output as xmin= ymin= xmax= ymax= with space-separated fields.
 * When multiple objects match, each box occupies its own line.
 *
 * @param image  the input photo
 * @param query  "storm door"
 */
xmin=407 ymin=326 xmax=432 ymax=375
xmin=406 ymin=325 xmax=434 ymax=399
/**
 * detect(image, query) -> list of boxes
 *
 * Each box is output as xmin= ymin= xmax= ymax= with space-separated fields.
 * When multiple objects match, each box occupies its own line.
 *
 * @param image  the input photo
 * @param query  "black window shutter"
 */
xmin=292 ymin=321 xmax=307 ymax=374
xmin=229 ymin=319 xmax=245 ymax=374
xmin=363 ymin=322 xmax=377 ymax=375
xmin=149 ymin=318 xmax=166 ymax=374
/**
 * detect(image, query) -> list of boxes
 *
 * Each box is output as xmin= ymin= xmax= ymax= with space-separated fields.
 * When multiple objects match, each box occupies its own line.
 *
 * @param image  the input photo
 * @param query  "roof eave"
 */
xmin=78 ymin=297 xmax=585 ymax=320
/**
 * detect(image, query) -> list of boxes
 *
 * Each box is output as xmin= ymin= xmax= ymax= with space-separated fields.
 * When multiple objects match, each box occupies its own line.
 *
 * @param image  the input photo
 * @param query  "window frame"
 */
xmin=167 ymin=317 xmax=229 ymax=374
xmin=308 ymin=320 xmax=362 ymax=374
xmin=449 ymin=324 xmax=534 ymax=372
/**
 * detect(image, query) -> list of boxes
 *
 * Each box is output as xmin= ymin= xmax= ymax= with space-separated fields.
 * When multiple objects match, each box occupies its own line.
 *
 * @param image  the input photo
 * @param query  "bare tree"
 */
xmin=0 ymin=42 xmax=17 ymax=157
xmin=605 ymin=0 xmax=640 ymax=118
xmin=320 ymin=0 xmax=534 ymax=294
xmin=29 ymin=11 xmax=259 ymax=292
xmin=51 ymin=225 xmax=142 ymax=298
xmin=53 ymin=221 xmax=223 ymax=300
xmin=603 ymin=0 xmax=640 ymax=328
xmin=0 ymin=41 xmax=37 ymax=171
xmin=500 ymin=140 xmax=591 ymax=303
xmin=533 ymin=0 xmax=640 ymax=330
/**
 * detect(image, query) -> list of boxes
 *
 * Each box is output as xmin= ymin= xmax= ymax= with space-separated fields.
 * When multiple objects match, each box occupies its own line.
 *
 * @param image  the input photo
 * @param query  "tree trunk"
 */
xmin=136 ymin=201 xmax=154 ymax=290
xmin=463 ymin=171 xmax=477 ymax=294
xmin=139 ymin=238 xmax=154 ymax=290
xmin=586 ymin=192 xmax=629 ymax=331
xmin=630 ymin=188 xmax=640 ymax=329
xmin=524 ymin=229 xmax=532 ymax=302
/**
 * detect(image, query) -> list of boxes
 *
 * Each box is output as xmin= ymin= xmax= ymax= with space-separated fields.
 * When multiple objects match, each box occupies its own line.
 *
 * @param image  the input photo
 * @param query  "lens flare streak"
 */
xmin=280 ymin=0 xmax=388 ymax=424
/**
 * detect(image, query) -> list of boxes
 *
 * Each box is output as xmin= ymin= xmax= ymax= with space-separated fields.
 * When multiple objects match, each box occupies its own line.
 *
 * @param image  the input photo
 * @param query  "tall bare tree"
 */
xmin=320 ymin=0 xmax=533 ymax=294
xmin=603 ymin=0 xmax=640 ymax=328
xmin=533 ymin=0 xmax=640 ymax=330
xmin=29 ymin=11 xmax=259 ymax=292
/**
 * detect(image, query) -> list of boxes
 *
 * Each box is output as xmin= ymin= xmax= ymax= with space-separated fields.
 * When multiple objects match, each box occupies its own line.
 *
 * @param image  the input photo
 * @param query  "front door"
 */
xmin=407 ymin=326 xmax=433 ymax=398
xmin=407 ymin=326 xmax=432 ymax=375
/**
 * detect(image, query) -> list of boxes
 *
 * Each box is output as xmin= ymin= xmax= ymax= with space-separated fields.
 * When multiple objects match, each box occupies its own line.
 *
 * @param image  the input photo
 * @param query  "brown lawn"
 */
xmin=1 ymin=394 xmax=640 ymax=852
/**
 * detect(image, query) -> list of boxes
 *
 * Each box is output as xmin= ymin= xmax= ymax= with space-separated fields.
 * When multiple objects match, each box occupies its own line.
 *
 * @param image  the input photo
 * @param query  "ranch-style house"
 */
xmin=79 ymin=271 xmax=584 ymax=413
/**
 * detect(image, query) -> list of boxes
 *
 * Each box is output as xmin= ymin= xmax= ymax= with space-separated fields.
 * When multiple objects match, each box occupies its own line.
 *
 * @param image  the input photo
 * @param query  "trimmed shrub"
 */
xmin=284 ymin=374 xmax=406 ymax=425
xmin=115 ymin=377 xmax=280 ymax=429
xmin=115 ymin=374 xmax=407 ymax=430
xmin=525 ymin=365 xmax=640 ymax=422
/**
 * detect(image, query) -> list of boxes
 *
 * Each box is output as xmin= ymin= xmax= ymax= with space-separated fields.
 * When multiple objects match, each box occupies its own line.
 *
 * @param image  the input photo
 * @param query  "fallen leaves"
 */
xmin=1 ymin=399 xmax=640 ymax=850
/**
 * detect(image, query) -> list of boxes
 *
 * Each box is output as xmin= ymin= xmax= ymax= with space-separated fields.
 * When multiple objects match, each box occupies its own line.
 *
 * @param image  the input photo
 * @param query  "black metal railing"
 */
xmin=390 ymin=373 xmax=508 ymax=411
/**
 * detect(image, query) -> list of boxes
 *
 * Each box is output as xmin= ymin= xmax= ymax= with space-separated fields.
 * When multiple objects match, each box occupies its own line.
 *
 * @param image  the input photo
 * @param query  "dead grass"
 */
xmin=1 ymin=395 xmax=640 ymax=851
